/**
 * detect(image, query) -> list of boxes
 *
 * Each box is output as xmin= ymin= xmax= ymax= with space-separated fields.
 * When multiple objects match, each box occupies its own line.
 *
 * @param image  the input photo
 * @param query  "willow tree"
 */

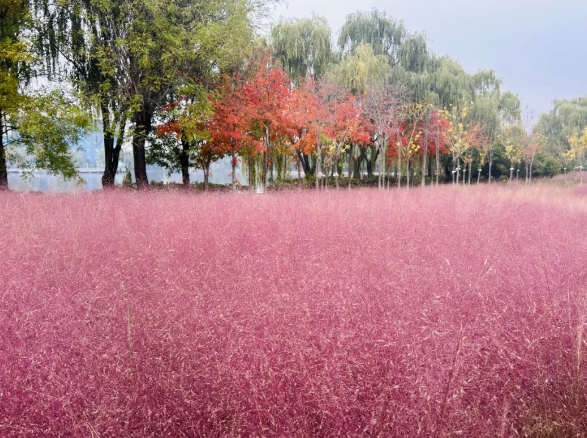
xmin=338 ymin=10 xmax=406 ymax=64
xmin=270 ymin=16 xmax=332 ymax=87
xmin=466 ymin=96 xmax=498 ymax=181
xmin=0 ymin=0 xmax=29 ymax=188
xmin=1 ymin=0 xmax=91 ymax=189
xmin=427 ymin=56 xmax=473 ymax=109
xmin=37 ymin=0 xmax=129 ymax=188
xmin=339 ymin=9 xmax=430 ymax=93
xmin=538 ymin=97 xmax=587 ymax=165
xmin=329 ymin=43 xmax=389 ymax=96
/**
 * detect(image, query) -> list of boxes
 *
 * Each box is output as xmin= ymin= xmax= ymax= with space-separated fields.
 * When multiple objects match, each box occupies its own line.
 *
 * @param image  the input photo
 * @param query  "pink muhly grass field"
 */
xmin=1 ymin=186 xmax=587 ymax=436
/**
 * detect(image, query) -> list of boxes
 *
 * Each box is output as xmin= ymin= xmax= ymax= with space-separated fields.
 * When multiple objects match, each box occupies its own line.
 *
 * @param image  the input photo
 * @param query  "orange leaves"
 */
xmin=291 ymin=78 xmax=372 ymax=154
xmin=209 ymin=59 xmax=293 ymax=156
xmin=158 ymin=57 xmax=378 ymax=162
xmin=155 ymin=120 xmax=182 ymax=137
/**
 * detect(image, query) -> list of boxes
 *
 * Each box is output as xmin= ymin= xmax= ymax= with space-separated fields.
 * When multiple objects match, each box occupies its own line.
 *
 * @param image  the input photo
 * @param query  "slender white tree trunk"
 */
xmin=488 ymin=151 xmax=493 ymax=184
xmin=231 ymin=144 xmax=236 ymax=191
xmin=422 ymin=152 xmax=427 ymax=188
xmin=397 ymin=149 xmax=402 ymax=188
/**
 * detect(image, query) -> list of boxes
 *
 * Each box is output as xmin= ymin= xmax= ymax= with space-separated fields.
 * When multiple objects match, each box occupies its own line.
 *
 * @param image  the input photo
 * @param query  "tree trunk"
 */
xmin=378 ymin=140 xmax=383 ymax=189
xmin=406 ymin=156 xmax=410 ymax=189
xmin=421 ymin=152 xmax=427 ymax=188
xmin=348 ymin=144 xmax=353 ymax=189
xmin=0 ymin=111 xmax=8 ymax=190
xmin=180 ymin=137 xmax=190 ymax=187
xmin=315 ymin=143 xmax=321 ymax=190
xmin=231 ymin=144 xmax=237 ymax=191
xmin=275 ymin=152 xmax=282 ymax=184
xmin=468 ymin=161 xmax=472 ymax=185
xmin=397 ymin=148 xmax=402 ymax=188
xmin=299 ymin=152 xmax=310 ymax=174
xmin=248 ymin=156 xmax=255 ymax=191
xmin=297 ymin=152 xmax=302 ymax=190
xmin=102 ymin=133 xmax=116 ymax=187
xmin=203 ymin=160 xmax=210 ymax=190
xmin=379 ymin=135 xmax=387 ymax=189
xmin=264 ymin=125 xmax=271 ymax=191
xmin=382 ymin=136 xmax=387 ymax=189
xmin=367 ymin=146 xmax=378 ymax=178
xmin=488 ymin=150 xmax=493 ymax=184
xmin=435 ymin=130 xmax=441 ymax=186
xmin=132 ymin=104 xmax=152 ymax=189
xmin=101 ymin=104 xmax=125 ymax=188
xmin=354 ymin=148 xmax=363 ymax=181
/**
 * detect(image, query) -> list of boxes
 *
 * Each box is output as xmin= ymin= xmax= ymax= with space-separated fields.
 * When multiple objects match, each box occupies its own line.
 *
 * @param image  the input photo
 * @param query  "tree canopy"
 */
xmin=2 ymin=5 xmax=584 ymax=191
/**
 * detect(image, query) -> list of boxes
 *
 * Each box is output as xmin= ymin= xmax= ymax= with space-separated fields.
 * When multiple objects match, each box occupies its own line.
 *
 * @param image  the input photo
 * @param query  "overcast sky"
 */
xmin=268 ymin=0 xmax=587 ymax=114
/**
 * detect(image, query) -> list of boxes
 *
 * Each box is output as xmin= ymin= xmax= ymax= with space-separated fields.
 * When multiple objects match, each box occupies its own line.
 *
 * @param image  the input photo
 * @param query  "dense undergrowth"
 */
xmin=1 ymin=186 xmax=587 ymax=436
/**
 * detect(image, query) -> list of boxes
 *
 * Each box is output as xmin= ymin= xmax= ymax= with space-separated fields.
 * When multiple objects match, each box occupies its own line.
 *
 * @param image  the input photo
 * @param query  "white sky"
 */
xmin=267 ymin=0 xmax=587 ymax=114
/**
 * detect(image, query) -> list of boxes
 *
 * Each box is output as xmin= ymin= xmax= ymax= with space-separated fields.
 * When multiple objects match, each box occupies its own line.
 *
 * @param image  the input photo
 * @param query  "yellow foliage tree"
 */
xmin=566 ymin=127 xmax=587 ymax=185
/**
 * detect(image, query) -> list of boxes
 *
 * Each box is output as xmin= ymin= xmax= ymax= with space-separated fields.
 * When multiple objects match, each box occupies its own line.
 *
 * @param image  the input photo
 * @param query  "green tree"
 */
xmin=147 ymin=95 xmax=214 ymax=187
xmin=538 ymin=97 xmax=587 ymax=173
xmin=328 ymin=43 xmax=390 ymax=95
xmin=46 ymin=0 xmax=264 ymax=189
xmin=5 ymin=90 xmax=92 ymax=179
xmin=115 ymin=0 xmax=260 ymax=188
xmin=501 ymin=124 xmax=525 ymax=182
xmin=42 ymin=0 xmax=130 ymax=188
xmin=0 ymin=0 xmax=30 ymax=188
xmin=338 ymin=10 xmax=407 ymax=66
xmin=566 ymin=127 xmax=587 ymax=184
xmin=1 ymin=0 xmax=91 ymax=189
xmin=271 ymin=16 xmax=332 ymax=86
xmin=327 ymin=43 xmax=395 ymax=181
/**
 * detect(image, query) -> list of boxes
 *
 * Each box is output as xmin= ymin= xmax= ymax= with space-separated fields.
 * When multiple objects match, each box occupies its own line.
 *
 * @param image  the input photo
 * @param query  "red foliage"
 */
xmin=209 ymin=73 xmax=254 ymax=156
xmin=208 ymin=59 xmax=294 ymax=162
xmin=424 ymin=109 xmax=452 ymax=155
xmin=286 ymin=86 xmax=319 ymax=155
xmin=387 ymin=109 xmax=451 ymax=160
xmin=291 ymin=78 xmax=373 ymax=154
xmin=244 ymin=61 xmax=292 ymax=142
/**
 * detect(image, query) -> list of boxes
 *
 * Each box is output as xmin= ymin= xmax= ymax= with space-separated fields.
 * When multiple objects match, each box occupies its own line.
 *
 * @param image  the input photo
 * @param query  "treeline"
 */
xmin=1 ymin=2 xmax=586 ymax=190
